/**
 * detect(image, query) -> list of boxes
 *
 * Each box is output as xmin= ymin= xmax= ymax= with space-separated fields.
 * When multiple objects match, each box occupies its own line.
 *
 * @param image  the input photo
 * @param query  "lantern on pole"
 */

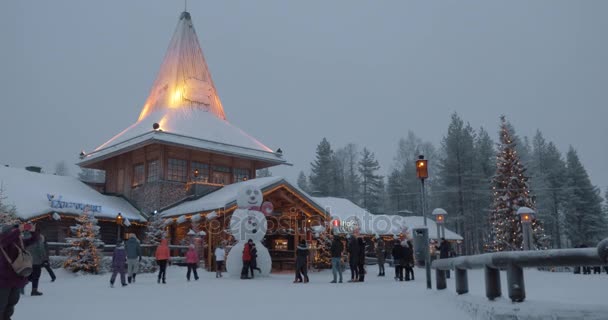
xmin=432 ymin=208 xmax=447 ymax=240
xmin=415 ymin=154 xmax=431 ymax=290
xmin=416 ymin=155 xmax=429 ymax=180
xmin=517 ymin=207 xmax=535 ymax=251
xmin=115 ymin=213 xmax=123 ymax=243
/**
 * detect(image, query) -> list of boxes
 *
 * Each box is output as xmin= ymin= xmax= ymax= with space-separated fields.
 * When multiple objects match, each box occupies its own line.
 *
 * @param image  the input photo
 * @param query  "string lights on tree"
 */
xmin=64 ymin=208 xmax=104 ymax=273
xmin=486 ymin=116 xmax=548 ymax=252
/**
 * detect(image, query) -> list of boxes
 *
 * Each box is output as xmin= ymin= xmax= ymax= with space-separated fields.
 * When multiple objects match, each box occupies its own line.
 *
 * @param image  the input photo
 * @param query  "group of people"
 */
xmin=1 ymin=222 xmax=57 ymax=319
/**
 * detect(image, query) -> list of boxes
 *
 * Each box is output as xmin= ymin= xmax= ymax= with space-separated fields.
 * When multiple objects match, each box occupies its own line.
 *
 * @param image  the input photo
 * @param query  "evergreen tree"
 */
xmin=297 ymin=171 xmax=310 ymax=193
xmin=256 ymin=168 xmax=272 ymax=177
xmin=309 ymin=138 xmax=335 ymax=196
xmin=144 ymin=213 xmax=167 ymax=246
xmin=0 ymin=184 xmax=19 ymax=225
xmin=358 ymin=148 xmax=383 ymax=213
xmin=487 ymin=116 xmax=546 ymax=252
xmin=335 ymin=143 xmax=361 ymax=203
xmin=64 ymin=209 xmax=104 ymax=273
xmin=470 ymin=127 xmax=495 ymax=253
xmin=563 ymin=147 xmax=607 ymax=246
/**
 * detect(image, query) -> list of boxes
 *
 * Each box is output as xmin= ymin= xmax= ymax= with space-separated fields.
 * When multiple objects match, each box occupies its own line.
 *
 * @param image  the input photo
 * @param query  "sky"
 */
xmin=1 ymin=0 xmax=607 ymax=194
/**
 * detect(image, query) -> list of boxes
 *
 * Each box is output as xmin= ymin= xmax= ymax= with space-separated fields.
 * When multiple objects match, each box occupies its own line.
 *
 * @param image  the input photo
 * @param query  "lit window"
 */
xmin=133 ymin=164 xmax=144 ymax=187
xmin=191 ymin=162 xmax=209 ymax=182
xmin=168 ymin=158 xmax=187 ymax=182
xmin=147 ymin=159 xmax=160 ymax=182
xmin=233 ymin=168 xmax=249 ymax=182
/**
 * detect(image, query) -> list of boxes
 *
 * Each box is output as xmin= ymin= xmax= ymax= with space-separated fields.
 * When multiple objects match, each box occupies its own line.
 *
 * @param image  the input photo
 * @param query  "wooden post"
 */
xmin=207 ymin=222 xmax=213 ymax=271
xmin=485 ymin=266 xmax=502 ymax=301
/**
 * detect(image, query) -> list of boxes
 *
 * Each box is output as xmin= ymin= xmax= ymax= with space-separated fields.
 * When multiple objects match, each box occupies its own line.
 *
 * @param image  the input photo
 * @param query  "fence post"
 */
xmin=455 ymin=268 xmax=468 ymax=295
xmin=507 ymin=263 xmax=525 ymax=302
xmin=484 ymin=266 xmax=501 ymax=300
xmin=436 ymin=269 xmax=447 ymax=290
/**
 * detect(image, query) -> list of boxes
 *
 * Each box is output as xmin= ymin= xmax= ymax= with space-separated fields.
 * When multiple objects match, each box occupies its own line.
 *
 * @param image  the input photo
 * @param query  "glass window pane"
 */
xmin=147 ymin=159 xmax=160 ymax=182
xmin=168 ymin=158 xmax=187 ymax=182
xmin=133 ymin=164 xmax=144 ymax=187
xmin=191 ymin=161 xmax=209 ymax=182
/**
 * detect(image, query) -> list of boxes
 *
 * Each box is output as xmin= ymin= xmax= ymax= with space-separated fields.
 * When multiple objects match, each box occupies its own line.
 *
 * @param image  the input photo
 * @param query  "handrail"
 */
xmin=430 ymin=238 xmax=608 ymax=303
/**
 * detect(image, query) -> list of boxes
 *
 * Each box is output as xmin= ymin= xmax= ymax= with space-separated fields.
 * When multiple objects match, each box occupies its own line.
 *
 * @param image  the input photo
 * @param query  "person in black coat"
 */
xmin=330 ymin=236 xmax=344 ymax=283
xmin=435 ymin=238 xmax=450 ymax=278
xmin=404 ymin=240 xmax=415 ymax=281
xmin=347 ymin=236 xmax=360 ymax=282
xmin=392 ymin=240 xmax=405 ymax=281
xmin=357 ymin=237 xmax=366 ymax=282
xmin=249 ymin=244 xmax=261 ymax=278
xmin=294 ymin=240 xmax=309 ymax=283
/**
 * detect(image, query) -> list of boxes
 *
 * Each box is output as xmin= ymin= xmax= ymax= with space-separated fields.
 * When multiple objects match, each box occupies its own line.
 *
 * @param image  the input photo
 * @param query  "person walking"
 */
xmin=110 ymin=241 xmax=128 ymax=288
xmin=392 ymin=240 xmax=405 ymax=281
xmin=330 ymin=236 xmax=344 ymax=283
xmin=1 ymin=223 xmax=40 ymax=319
xmin=185 ymin=244 xmax=199 ymax=281
xmin=294 ymin=240 xmax=309 ymax=283
xmin=155 ymin=239 xmax=170 ymax=284
xmin=214 ymin=244 xmax=226 ymax=278
xmin=24 ymin=226 xmax=45 ymax=296
xmin=405 ymin=240 xmax=415 ymax=281
xmin=357 ymin=237 xmax=366 ymax=282
xmin=40 ymin=235 xmax=56 ymax=282
xmin=125 ymin=234 xmax=141 ymax=284
xmin=347 ymin=235 xmax=360 ymax=282
xmin=249 ymin=243 xmax=261 ymax=278
xmin=241 ymin=239 xmax=253 ymax=279
xmin=375 ymin=235 xmax=385 ymax=277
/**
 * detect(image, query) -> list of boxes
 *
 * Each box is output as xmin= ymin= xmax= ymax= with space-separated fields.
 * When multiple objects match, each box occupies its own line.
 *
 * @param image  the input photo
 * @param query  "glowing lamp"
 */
xmin=517 ymin=207 xmax=535 ymax=224
xmin=193 ymin=168 xmax=199 ymax=178
xmin=332 ymin=218 xmax=340 ymax=227
xmin=432 ymin=208 xmax=447 ymax=224
xmin=416 ymin=155 xmax=428 ymax=180
xmin=115 ymin=213 xmax=123 ymax=225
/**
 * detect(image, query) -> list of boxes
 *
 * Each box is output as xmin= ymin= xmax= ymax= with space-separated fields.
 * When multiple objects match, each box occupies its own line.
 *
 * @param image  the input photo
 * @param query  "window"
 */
xmin=132 ymin=164 xmax=144 ymax=187
xmin=273 ymin=239 xmax=288 ymax=251
xmin=191 ymin=162 xmax=209 ymax=182
xmin=167 ymin=158 xmax=187 ymax=182
xmin=147 ymin=159 xmax=160 ymax=182
xmin=233 ymin=168 xmax=249 ymax=182
xmin=211 ymin=165 xmax=231 ymax=185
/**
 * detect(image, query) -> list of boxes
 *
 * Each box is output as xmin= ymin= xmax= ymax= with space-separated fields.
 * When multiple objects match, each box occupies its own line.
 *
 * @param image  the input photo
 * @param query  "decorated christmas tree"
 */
xmin=312 ymin=227 xmax=333 ymax=269
xmin=144 ymin=214 xmax=167 ymax=246
xmin=0 ymin=185 xmax=19 ymax=225
xmin=487 ymin=116 xmax=547 ymax=252
xmin=64 ymin=209 xmax=104 ymax=273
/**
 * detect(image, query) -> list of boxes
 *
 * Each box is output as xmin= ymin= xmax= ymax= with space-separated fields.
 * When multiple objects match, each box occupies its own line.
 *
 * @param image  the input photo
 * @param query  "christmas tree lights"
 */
xmin=64 ymin=208 xmax=104 ymax=273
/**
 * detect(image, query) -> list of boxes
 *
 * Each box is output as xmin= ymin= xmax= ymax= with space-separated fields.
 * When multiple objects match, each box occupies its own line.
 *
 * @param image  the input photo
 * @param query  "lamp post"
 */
xmin=517 ymin=207 xmax=534 ymax=251
xmin=115 ymin=213 xmax=123 ymax=243
xmin=432 ymin=208 xmax=447 ymax=240
xmin=415 ymin=154 xmax=431 ymax=289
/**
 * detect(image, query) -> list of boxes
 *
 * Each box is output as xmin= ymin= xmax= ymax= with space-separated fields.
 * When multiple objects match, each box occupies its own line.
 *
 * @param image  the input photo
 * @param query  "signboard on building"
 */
xmin=47 ymin=194 xmax=102 ymax=213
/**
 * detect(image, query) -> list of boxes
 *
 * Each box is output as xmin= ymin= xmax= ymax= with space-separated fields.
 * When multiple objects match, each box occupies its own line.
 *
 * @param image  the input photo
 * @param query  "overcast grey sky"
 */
xmin=1 ymin=0 xmax=607 ymax=192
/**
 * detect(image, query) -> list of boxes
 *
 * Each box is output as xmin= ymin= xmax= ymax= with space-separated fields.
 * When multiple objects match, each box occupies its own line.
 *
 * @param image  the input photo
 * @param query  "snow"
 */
xmin=18 ymin=265 xmax=607 ymax=320
xmin=0 ymin=166 xmax=144 ymax=221
xmin=80 ymin=109 xmax=288 ymax=167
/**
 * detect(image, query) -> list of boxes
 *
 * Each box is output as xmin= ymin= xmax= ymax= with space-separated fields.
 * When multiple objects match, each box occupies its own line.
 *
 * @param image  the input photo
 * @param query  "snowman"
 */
xmin=225 ymin=185 xmax=273 ymax=277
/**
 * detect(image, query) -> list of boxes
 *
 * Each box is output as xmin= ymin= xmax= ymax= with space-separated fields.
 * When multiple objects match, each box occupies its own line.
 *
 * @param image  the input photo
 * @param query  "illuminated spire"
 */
xmin=138 ymin=11 xmax=226 ymax=121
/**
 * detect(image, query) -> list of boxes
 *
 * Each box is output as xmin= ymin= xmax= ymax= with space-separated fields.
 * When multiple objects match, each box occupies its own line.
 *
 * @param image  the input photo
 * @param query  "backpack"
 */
xmin=0 ymin=237 xmax=34 ymax=277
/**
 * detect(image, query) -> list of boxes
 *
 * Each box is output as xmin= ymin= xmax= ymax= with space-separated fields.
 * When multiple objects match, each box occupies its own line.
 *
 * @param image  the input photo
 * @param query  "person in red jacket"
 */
xmin=241 ymin=239 xmax=253 ymax=279
xmin=185 ymin=244 xmax=199 ymax=281
xmin=155 ymin=239 xmax=170 ymax=284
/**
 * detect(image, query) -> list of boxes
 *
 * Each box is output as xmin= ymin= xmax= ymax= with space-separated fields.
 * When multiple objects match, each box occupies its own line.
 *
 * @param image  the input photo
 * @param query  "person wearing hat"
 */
xmin=391 ymin=239 xmax=405 ymax=281
xmin=1 ymin=223 xmax=40 ymax=319
xmin=240 ymin=239 xmax=253 ymax=279
xmin=374 ymin=235 xmax=386 ymax=277
xmin=24 ymin=226 xmax=46 ymax=296
xmin=347 ymin=234 xmax=360 ymax=282
xmin=294 ymin=240 xmax=309 ymax=283
xmin=329 ymin=235 xmax=344 ymax=283
xmin=110 ymin=241 xmax=128 ymax=287
xmin=125 ymin=234 xmax=141 ymax=284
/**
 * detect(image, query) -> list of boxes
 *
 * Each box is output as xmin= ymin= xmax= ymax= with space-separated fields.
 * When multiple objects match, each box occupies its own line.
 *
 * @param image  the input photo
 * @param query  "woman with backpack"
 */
xmin=0 ymin=223 xmax=40 ymax=319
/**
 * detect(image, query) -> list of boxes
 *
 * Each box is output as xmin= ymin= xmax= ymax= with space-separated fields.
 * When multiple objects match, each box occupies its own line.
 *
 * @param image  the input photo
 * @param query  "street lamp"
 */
xmin=517 ymin=207 xmax=534 ymax=251
xmin=415 ymin=154 xmax=431 ymax=289
xmin=432 ymin=208 xmax=447 ymax=240
xmin=115 ymin=213 xmax=123 ymax=243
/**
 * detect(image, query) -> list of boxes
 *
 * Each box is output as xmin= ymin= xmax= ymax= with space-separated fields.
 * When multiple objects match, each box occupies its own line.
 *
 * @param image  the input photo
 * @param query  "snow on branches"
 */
xmin=64 ymin=209 xmax=104 ymax=273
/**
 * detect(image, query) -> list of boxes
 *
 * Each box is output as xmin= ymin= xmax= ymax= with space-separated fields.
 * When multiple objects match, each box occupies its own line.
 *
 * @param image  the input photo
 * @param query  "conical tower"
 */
xmin=138 ymin=11 xmax=226 ymax=121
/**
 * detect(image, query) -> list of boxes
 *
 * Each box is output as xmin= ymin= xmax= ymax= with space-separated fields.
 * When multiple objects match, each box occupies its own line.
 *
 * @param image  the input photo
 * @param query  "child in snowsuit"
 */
xmin=110 ymin=242 xmax=127 ymax=287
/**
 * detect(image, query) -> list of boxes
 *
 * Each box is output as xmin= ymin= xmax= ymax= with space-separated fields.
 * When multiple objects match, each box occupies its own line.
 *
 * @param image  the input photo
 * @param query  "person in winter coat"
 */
xmin=24 ymin=227 xmax=45 ymax=296
xmin=185 ymin=244 xmax=199 ymax=281
xmin=435 ymin=238 xmax=450 ymax=278
xmin=249 ymin=243 xmax=262 ymax=278
xmin=347 ymin=235 xmax=360 ymax=282
xmin=294 ymin=240 xmax=309 ymax=283
xmin=330 ymin=236 xmax=344 ymax=283
xmin=40 ymin=235 xmax=56 ymax=282
xmin=404 ymin=240 xmax=414 ymax=281
xmin=155 ymin=239 xmax=170 ymax=284
xmin=357 ymin=237 xmax=366 ymax=282
xmin=215 ymin=244 xmax=226 ymax=278
xmin=1 ymin=223 xmax=40 ymax=319
xmin=241 ymin=239 xmax=253 ymax=279
xmin=125 ymin=234 xmax=141 ymax=284
xmin=375 ymin=235 xmax=385 ymax=277
xmin=392 ymin=240 xmax=405 ymax=281
xmin=110 ymin=241 xmax=128 ymax=287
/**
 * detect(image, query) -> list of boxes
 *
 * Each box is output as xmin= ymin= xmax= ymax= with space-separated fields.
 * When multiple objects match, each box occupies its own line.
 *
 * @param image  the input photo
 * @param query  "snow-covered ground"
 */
xmin=18 ymin=266 xmax=607 ymax=320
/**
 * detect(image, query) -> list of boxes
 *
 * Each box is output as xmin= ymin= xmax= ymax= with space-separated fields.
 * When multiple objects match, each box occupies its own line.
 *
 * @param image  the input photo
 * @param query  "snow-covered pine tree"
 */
xmin=486 ymin=116 xmax=547 ymax=252
xmin=0 ymin=184 xmax=19 ymax=225
xmin=297 ymin=171 xmax=310 ymax=193
xmin=563 ymin=147 xmax=607 ymax=246
xmin=358 ymin=147 xmax=383 ymax=213
xmin=64 ymin=209 xmax=104 ymax=273
xmin=309 ymin=138 xmax=335 ymax=196
xmin=144 ymin=214 xmax=167 ymax=246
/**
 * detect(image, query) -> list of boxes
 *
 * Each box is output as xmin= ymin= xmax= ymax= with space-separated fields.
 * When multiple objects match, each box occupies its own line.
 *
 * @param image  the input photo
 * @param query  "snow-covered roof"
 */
xmin=312 ymin=197 xmax=463 ymax=240
xmin=161 ymin=176 xmax=325 ymax=218
xmin=78 ymin=109 xmax=288 ymax=167
xmin=0 ymin=166 xmax=145 ymax=221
